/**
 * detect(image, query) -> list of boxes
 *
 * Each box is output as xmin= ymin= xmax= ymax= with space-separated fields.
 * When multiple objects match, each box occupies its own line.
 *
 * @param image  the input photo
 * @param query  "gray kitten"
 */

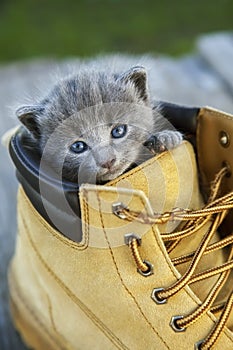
xmin=16 ymin=66 xmax=182 ymax=184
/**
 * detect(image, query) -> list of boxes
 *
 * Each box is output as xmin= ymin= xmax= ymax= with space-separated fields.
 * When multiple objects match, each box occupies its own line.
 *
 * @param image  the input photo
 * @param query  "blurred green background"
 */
xmin=0 ymin=0 xmax=232 ymax=63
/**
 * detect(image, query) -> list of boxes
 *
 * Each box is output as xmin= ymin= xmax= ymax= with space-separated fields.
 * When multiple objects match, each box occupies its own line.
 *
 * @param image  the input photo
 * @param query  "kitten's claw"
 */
xmin=145 ymin=131 xmax=183 ymax=154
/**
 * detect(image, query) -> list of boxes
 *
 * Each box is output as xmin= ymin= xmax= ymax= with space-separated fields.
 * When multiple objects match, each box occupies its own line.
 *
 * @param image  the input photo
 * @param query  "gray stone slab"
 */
xmin=197 ymin=32 xmax=233 ymax=95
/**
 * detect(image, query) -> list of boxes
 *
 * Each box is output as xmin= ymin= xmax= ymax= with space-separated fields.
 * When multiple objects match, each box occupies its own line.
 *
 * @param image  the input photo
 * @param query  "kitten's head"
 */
xmin=16 ymin=66 xmax=155 ymax=183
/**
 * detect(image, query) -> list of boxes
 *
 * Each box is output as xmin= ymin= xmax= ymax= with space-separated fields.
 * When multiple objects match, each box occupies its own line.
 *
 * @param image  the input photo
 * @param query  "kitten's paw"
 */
xmin=156 ymin=130 xmax=183 ymax=152
xmin=145 ymin=131 xmax=183 ymax=154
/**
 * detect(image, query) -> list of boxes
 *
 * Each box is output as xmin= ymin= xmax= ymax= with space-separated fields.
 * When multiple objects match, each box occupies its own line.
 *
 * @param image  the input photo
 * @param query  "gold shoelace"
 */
xmin=117 ymin=166 xmax=233 ymax=349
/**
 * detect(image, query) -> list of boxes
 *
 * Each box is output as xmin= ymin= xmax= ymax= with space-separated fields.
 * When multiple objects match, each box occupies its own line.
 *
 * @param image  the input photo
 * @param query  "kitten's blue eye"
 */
xmin=111 ymin=124 xmax=127 ymax=138
xmin=70 ymin=141 xmax=88 ymax=153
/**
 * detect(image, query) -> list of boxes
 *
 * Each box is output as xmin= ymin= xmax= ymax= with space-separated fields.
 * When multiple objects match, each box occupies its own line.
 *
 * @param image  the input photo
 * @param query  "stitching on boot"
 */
xmin=19 ymin=209 xmax=128 ymax=350
xmin=96 ymin=190 xmax=171 ymax=350
xmin=203 ymin=108 xmax=233 ymax=122
xmin=151 ymin=225 xmax=179 ymax=281
xmin=81 ymin=188 xmax=90 ymax=247
xmin=46 ymin=293 xmax=73 ymax=350
xmin=9 ymin=275 xmax=63 ymax=349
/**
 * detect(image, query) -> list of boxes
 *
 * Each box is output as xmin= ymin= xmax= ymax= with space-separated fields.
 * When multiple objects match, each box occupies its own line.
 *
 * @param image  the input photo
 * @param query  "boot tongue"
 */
xmin=108 ymin=141 xmax=204 ymax=236
xmin=82 ymin=141 xmax=230 ymax=318
xmin=108 ymin=141 xmax=226 ymax=303
xmin=81 ymin=141 xmax=204 ymax=249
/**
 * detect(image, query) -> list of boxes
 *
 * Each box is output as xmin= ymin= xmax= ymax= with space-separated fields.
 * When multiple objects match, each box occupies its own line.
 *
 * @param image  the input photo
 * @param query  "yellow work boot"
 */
xmin=8 ymin=104 xmax=233 ymax=349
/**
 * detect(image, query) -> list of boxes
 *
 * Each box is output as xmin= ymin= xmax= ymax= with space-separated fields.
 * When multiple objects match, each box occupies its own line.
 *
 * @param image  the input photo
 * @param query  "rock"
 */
xmin=197 ymin=32 xmax=233 ymax=95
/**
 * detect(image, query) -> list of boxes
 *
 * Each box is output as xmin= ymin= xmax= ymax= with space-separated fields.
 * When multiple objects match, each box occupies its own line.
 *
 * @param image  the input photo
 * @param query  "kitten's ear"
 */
xmin=118 ymin=66 xmax=148 ymax=101
xmin=16 ymin=105 xmax=44 ymax=138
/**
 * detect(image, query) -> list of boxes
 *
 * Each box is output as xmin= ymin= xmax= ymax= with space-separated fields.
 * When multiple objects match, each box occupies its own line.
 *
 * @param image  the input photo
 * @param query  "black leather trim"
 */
xmin=9 ymin=128 xmax=82 ymax=241
xmin=9 ymin=101 xmax=199 ymax=242
xmin=158 ymin=101 xmax=199 ymax=134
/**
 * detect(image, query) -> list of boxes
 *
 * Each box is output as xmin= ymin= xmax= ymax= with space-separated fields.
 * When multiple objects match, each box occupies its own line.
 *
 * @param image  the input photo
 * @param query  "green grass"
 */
xmin=0 ymin=0 xmax=232 ymax=62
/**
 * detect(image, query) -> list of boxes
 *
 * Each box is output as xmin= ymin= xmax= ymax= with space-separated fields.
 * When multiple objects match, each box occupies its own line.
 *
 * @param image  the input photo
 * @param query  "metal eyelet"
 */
xmin=219 ymin=131 xmax=230 ymax=148
xmin=124 ymin=233 xmax=141 ymax=246
xmin=112 ymin=202 xmax=127 ymax=219
xmin=151 ymin=287 xmax=167 ymax=304
xmin=137 ymin=260 xmax=154 ymax=277
xmin=195 ymin=340 xmax=204 ymax=350
xmin=170 ymin=315 xmax=186 ymax=332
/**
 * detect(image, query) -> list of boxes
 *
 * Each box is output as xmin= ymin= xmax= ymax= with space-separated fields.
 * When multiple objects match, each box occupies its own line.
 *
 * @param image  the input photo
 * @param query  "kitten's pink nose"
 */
xmin=101 ymin=157 xmax=116 ymax=169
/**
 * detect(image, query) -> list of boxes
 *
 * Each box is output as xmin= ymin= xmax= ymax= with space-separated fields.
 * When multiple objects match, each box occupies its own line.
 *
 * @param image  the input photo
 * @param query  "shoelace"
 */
xmin=116 ymin=166 xmax=233 ymax=349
